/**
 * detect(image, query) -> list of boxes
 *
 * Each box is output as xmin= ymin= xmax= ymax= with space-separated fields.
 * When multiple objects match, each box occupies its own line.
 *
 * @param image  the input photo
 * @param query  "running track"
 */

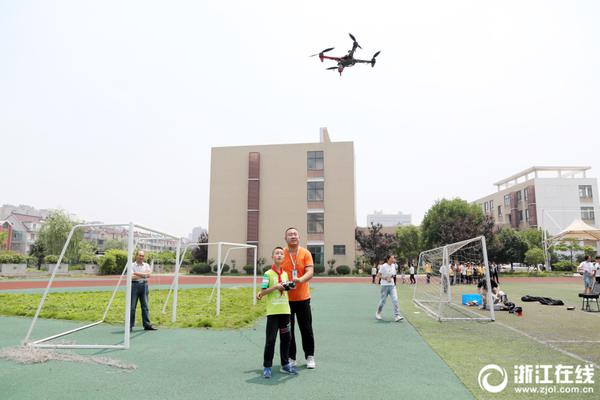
xmin=0 ymin=275 xmax=581 ymax=290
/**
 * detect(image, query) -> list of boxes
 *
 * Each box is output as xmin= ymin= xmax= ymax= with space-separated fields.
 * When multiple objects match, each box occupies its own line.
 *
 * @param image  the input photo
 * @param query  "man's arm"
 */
xmin=295 ymin=266 xmax=314 ymax=284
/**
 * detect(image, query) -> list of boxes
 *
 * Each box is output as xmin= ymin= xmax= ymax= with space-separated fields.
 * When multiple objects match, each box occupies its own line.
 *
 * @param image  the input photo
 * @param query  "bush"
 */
xmin=213 ymin=263 xmax=230 ymax=273
xmin=243 ymin=264 xmax=255 ymax=275
xmin=552 ymin=261 xmax=575 ymax=272
xmin=105 ymin=249 xmax=128 ymax=272
xmin=230 ymin=268 xmax=239 ymax=274
xmin=190 ymin=263 xmax=211 ymax=274
xmin=262 ymin=265 xmax=271 ymax=274
xmin=98 ymin=254 xmax=118 ymax=275
xmin=68 ymin=264 xmax=85 ymax=271
xmin=79 ymin=254 xmax=96 ymax=264
xmin=313 ymin=264 xmax=325 ymax=275
xmin=327 ymin=268 xmax=337 ymax=275
xmin=44 ymin=255 xmax=60 ymax=264
xmin=0 ymin=252 xmax=27 ymax=264
xmin=336 ymin=265 xmax=351 ymax=275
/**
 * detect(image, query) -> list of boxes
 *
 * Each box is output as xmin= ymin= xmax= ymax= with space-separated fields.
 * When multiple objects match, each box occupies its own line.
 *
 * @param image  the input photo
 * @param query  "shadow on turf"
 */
xmin=244 ymin=369 xmax=299 ymax=385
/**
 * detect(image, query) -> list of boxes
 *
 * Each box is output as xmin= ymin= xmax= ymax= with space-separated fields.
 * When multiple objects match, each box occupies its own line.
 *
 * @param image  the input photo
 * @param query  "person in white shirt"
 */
xmin=371 ymin=264 xmax=378 ymax=284
xmin=595 ymin=256 xmax=600 ymax=285
xmin=409 ymin=264 xmax=416 ymax=284
xmin=579 ymin=255 xmax=595 ymax=294
xmin=130 ymin=250 xmax=157 ymax=331
xmin=375 ymin=255 xmax=404 ymax=322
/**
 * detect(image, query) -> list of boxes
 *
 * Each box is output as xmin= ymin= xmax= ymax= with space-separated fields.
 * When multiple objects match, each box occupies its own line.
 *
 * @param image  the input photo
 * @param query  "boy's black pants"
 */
xmin=263 ymin=314 xmax=291 ymax=368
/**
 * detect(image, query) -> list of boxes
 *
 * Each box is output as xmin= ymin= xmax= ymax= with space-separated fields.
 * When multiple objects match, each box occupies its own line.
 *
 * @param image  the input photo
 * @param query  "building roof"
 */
xmin=494 ymin=166 xmax=591 ymax=189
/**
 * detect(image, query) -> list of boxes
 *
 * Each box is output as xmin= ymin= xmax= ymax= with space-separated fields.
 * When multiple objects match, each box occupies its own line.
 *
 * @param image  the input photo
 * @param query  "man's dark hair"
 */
xmin=284 ymin=227 xmax=298 ymax=236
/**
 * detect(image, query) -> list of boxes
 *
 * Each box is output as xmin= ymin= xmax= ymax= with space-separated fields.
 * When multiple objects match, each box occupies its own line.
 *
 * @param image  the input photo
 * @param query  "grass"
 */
xmin=398 ymin=280 xmax=600 ymax=399
xmin=0 ymin=287 xmax=266 ymax=329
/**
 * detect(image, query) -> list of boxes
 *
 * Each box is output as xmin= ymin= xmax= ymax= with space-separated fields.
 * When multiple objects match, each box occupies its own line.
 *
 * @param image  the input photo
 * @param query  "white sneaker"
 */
xmin=306 ymin=356 xmax=316 ymax=369
xmin=375 ymin=312 xmax=382 ymax=320
xmin=394 ymin=315 xmax=404 ymax=322
xmin=288 ymin=358 xmax=296 ymax=367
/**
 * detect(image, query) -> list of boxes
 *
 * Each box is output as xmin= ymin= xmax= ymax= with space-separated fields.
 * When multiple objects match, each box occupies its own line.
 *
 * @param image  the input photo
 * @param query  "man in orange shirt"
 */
xmin=281 ymin=227 xmax=316 ymax=369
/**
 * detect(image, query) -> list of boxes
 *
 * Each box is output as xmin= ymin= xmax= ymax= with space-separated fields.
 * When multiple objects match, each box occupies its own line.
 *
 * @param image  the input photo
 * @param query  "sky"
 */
xmin=1 ymin=1 xmax=599 ymax=238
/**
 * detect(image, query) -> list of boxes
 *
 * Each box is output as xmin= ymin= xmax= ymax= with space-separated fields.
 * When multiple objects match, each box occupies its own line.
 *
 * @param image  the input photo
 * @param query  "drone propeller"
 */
xmin=309 ymin=47 xmax=335 ymax=57
xmin=326 ymin=66 xmax=338 ymax=70
xmin=371 ymin=51 xmax=381 ymax=67
xmin=349 ymin=33 xmax=362 ymax=49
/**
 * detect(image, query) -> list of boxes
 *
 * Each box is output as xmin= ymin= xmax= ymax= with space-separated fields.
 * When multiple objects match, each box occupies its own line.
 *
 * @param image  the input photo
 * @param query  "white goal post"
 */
xmin=413 ymin=236 xmax=496 ymax=322
xmin=22 ymin=221 xmax=258 ymax=350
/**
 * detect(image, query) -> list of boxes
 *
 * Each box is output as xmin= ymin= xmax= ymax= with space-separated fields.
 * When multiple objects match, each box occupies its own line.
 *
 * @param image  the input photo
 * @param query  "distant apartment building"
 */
xmin=475 ymin=166 xmax=600 ymax=235
xmin=1 ymin=212 xmax=45 ymax=254
xmin=208 ymin=128 xmax=356 ymax=267
xmin=367 ymin=211 xmax=412 ymax=227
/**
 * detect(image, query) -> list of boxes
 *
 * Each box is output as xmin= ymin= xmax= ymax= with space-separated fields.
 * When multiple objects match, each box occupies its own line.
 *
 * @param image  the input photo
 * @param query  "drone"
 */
xmin=310 ymin=33 xmax=380 ymax=76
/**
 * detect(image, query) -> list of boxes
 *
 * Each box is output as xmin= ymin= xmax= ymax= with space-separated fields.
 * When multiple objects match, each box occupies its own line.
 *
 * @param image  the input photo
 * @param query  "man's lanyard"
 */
xmin=288 ymin=248 xmax=298 ymax=279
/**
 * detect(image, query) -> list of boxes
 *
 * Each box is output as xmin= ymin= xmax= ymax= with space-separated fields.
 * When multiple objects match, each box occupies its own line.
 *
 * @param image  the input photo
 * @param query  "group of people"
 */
xmin=370 ymin=260 xmax=416 ymax=285
xmin=446 ymin=262 xmax=500 ymax=285
xmin=578 ymin=255 xmax=600 ymax=294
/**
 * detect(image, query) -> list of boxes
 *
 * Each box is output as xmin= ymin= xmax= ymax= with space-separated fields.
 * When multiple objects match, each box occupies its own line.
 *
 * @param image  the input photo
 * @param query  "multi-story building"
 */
xmin=367 ymin=211 xmax=412 ymax=227
xmin=475 ymin=166 xmax=600 ymax=235
xmin=208 ymin=128 xmax=356 ymax=268
xmin=2 ymin=212 xmax=45 ymax=254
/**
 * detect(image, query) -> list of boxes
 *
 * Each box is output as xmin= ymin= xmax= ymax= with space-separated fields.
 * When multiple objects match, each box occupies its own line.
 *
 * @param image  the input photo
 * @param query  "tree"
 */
xmin=103 ymin=239 xmax=125 ymax=251
xmin=524 ymin=247 xmax=545 ymax=268
xmin=191 ymin=232 xmax=208 ymax=263
xmin=355 ymin=224 xmax=397 ymax=265
xmin=29 ymin=241 xmax=46 ymax=269
xmin=555 ymin=239 xmax=583 ymax=265
xmin=37 ymin=211 xmax=82 ymax=263
xmin=421 ymin=198 xmax=495 ymax=249
xmin=488 ymin=227 xmax=528 ymax=269
xmin=326 ymin=258 xmax=336 ymax=274
xmin=395 ymin=225 xmax=423 ymax=265
xmin=0 ymin=231 xmax=8 ymax=250
xmin=518 ymin=228 xmax=544 ymax=250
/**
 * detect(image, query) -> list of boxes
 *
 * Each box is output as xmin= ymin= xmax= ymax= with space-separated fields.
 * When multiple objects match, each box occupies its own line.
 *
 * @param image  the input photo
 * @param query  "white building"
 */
xmin=475 ymin=166 xmax=600 ymax=235
xmin=367 ymin=211 xmax=412 ymax=227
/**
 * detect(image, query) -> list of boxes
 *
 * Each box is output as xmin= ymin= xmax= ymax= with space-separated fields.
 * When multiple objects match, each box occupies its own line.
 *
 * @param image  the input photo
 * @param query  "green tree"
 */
xmin=355 ymin=224 xmax=397 ymax=265
xmin=518 ymin=228 xmax=544 ymax=250
xmin=29 ymin=242 xmax=46 ymax=269
xmin=190 ymin=232 xmax=208 ymax=263
xmin=37 ymin=211 xmax=82 ymax=263
xmin=0 ymin=231 xmax=8 ymax=250
xmin=524 ymin=247 xmax=545 ymax=267
xmin=487 ymin=227 xmax=528 ymax=268
xmin=421 ymin=198 xmax=495 ymax=249
xmin=395 ymin=225 xmax=423 ymax=265
xmin=554 ymin=239 xmax=583 ymax=265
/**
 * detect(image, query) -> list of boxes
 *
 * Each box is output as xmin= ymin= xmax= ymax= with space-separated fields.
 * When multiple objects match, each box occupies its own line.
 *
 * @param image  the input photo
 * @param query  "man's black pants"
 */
xmin=289 ymin=299 xmax=314 ymax=360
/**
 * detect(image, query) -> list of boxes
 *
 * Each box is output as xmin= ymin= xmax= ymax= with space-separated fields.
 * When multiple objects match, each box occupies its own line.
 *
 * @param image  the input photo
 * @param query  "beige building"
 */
xmin=474 ymin=166 xmax=599 ymax=235
xmin=208 ymin=128 xmax=356 ymax=268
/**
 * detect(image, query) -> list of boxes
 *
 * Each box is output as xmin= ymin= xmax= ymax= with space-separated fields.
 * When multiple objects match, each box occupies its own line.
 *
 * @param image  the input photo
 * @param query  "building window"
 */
xmin=489 ymin=200 xmax=493 ymax=211
xmin=307 ymin=181 xmax=324 ymax=201
xmin=579 ymin=185 xmax=593 ymax=199
xmin=504 ymin=195 xmax=510 ymax=207
xmin=307 ymin=213 xmax=324 ymax=233
xmin=307 ymin=245 xmax=324 ymax=266
xmin=508 ymin=214 xmax=512 ymax=224
xmin=518 ymin=210 xmax=523 ymax=222
xmin=525 ymin=209 xmax=529 ymax=221
xmin=483 ymin=202 xmax=488 ymax=212
xmin=498 ymin=206 xmax=502 ymax=217
xmin=307 ymin=151 xmax=324 ymax=170
xmin=581 ymin=207 xmax=595 ymax=221
xmin=524 ymin=189 xmax=528 ymax=201
xmin=516 ymin=191 xmax=522 ymax=203
xmin=333 ymin=245 xmax=345 ymax=255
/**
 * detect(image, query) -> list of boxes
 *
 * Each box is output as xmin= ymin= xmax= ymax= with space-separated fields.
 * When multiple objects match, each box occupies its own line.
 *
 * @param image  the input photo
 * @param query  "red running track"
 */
xmin=0 ymin=275 xmax=372 ymax=290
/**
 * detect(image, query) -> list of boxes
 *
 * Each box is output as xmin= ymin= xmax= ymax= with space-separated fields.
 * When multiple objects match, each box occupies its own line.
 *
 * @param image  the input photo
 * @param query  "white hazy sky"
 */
xmin=2 ymin=1 xmax=599 ymax=237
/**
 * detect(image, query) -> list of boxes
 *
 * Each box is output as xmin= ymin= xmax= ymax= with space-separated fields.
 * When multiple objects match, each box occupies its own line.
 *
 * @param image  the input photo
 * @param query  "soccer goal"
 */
xmin=413 ymin=236 xmax=495 ymax=322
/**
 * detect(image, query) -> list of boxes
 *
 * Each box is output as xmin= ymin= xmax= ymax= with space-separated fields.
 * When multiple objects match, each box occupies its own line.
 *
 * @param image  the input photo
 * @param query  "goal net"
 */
xmin=413 ymin=236 xmax=495 ymax=322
